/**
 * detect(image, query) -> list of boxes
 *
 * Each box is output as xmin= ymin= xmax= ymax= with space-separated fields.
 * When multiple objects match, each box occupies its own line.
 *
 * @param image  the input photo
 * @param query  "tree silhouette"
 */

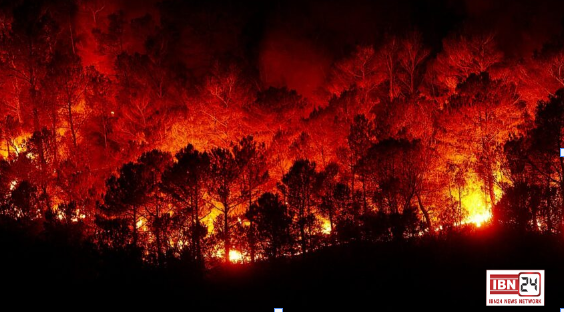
xmin=348 ymin=114 xmax=374 ymax=216
xmin=209 ymin=147 xmax=240 ymax=263
xmin=251 ymin=192 xmax=291 ymax=259
xmin=361 ymin=139 xmax=432 ymax=238
xmin=520 ymin=88 xmax=564 ymax=232
xmin=282 ymin=159 xmax=318 ymax=256
xmin=161 ymin=144 xmax=210 ymax=264
xmin=318 ymin=162 xmax=341 ymax=240
xmin=233 ymin=135 xmax=268 ymax=262
xmin=102 ymin=150 xmax=171 ymax=252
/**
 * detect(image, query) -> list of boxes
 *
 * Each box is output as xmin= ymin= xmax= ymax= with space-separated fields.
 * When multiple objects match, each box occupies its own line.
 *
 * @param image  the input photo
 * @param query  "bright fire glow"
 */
xmin=229 ymin=250 xmax=243 ymax=263
xmin=136 ymin=217 xmax=148 ymax=231
xmin=460 ymin=181 xmax=495 ymax=227
xmin=465 ymin=211 xmax=492 ymax=227
xmin=0 ymin=133 xmax=31 ymax=158
xmin=214 ymin=249 xmax=245 ymax=263
xmin=321 ymin=218 xmax=331 ymax=234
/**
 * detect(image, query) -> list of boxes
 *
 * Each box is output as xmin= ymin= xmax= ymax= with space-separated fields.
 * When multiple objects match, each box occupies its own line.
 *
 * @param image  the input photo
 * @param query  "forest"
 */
xmin=1 ymin=0 xmax=564 ymax=307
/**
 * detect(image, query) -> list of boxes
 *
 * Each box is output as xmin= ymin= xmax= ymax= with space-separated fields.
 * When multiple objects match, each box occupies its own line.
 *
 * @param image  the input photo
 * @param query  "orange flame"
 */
xmin=229 ymin=250 xmax=243 ymax=263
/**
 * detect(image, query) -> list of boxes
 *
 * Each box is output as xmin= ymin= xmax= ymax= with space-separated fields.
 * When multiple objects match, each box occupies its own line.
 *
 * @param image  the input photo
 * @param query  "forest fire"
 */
xmin=1 ymin=0 xmax=564 ymax=308
xmin=0 ymin=0 xmax=559 ymax=263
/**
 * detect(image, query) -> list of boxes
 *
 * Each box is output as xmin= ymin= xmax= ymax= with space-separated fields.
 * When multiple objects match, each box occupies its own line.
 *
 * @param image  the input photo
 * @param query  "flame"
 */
xmin=229 ymin=250 xmax=243 ymax=263
xmin=1 ymin=132 xmax=31 ymax=158
xmin=214 ymin=248 xmax=245 ymax=263
xmin=202 ymin=198 xmax=222 ymax=232
xmin=465 ymin=211 xmax=492 ymax=227
xmin=136 ymin=217 xmax=148 ymax=231
xmin=72 ymin=209 xmax=86 ymax=222
xmin=459 ymin=179 xmax=497 ymax=227
xmin=321 ymin=218 xmax=331 ymax=234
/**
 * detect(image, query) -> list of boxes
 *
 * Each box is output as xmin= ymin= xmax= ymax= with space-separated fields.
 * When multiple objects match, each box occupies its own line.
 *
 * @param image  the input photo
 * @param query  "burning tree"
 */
xmin=438 ymin=73 xmax=527 ymax=219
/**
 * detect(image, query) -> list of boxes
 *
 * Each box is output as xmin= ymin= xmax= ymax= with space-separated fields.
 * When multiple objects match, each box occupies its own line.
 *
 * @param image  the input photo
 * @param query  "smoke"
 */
xmin=254 ymin=0 xmax=457 ymax=100
xmin=75 ymin=0 xmax=162 ymax=75
xmin=71 ymin=0 xmax=564 ymax=96
xmin=460 ymin=0 xmax=564 ymax=57
xmin=258 ymin=30 xmax=331 ymax=101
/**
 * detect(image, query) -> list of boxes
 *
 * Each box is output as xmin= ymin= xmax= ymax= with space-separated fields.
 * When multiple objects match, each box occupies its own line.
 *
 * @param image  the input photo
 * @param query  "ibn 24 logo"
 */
xmin=486 ymin=270 xmax=544 ymax=306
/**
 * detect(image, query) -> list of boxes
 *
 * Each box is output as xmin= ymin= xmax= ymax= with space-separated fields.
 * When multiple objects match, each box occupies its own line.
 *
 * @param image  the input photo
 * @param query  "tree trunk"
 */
xmin=67 ymin=101 xmax=77 ymax=148
xmin=300 ymin=220 xmax=306 ymax=256
xmin=133 ymin=205 xmax=138 ymax=248
xmin=32 ymin=107 xmax=45 ymax=169
xmin=329 ymin=210 xmax=335 ymax=244
xmin=249 ymin=220 xmax=255 ymax=263
xmin=223 ymin=202 xmax=230 ymax=264
xmin=191 ymin=204 xmax=197 ymax=259
xmin=560 ymin=179 xmax=564 ymax=234
xmin=272 ymin=237 xmax=278 ymax=260
xmin=14 ymin=79 xmax=22 ymax=124
xmin=458 ymin=187 xmax=463 ymax=224
xmin=194 ymin=190 xmax=202 ymax=264
xmin=102 ymin=117 xmax=108 ymax=149
xmin=155 ymin=204 xmax=162 ymax=267
xmin=416 ymin=193 xmax=433 ymax=234
xmin=487 ymin=172 xmax=496 ymax=210
xmin=51 ymin=110 xmax=58 ymax=169
xmin=545 ymin=177 xmax=553 ymax=233
xmin=351 ymin=154 xmax=356 ymax=220
xmin=249 ymin=185 xmax=255 ymax=263
xmin=559 ymin=155 xmax=564 ymax=234
xmin=531 ymin=201 xmax=538 ymax=231
xmin=362 ymin=174 xmax=367 ymax=215
xmin=410 ymin=67 xmax=415 ymax=95
xmin=69 ymin=20 xmax=76 ymax=55
xmin=300 ymin=194 xmax=306 ymax=257
xmin=329 ymin=210 xmax=334 ymax=233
